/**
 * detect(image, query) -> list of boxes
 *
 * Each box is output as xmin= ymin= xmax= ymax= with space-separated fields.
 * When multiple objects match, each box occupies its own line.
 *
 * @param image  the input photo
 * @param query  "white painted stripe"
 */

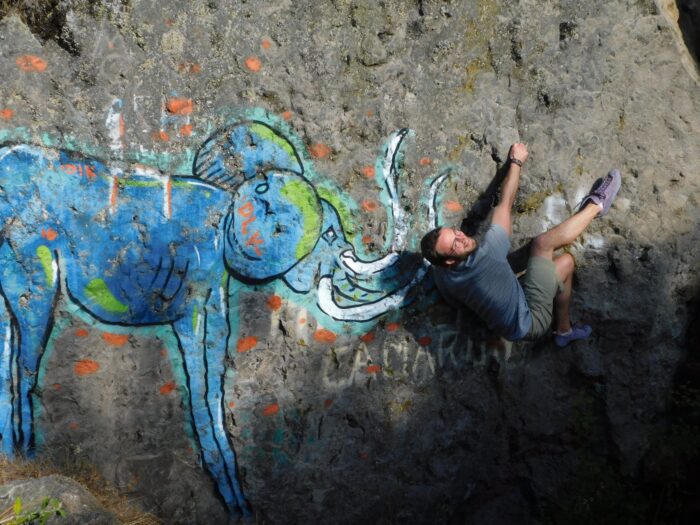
xmin=428 ymin=171 xmax=450 ymax=229
xmin=219 ymin=286 xmax=227 ymax=319
xmin=383 ymin=130 xmax=409 ymax=251
xmin=340 ymin=250 xmax=400 ymax=275
xmin=105 ymin=98 xmax=124 ymax=155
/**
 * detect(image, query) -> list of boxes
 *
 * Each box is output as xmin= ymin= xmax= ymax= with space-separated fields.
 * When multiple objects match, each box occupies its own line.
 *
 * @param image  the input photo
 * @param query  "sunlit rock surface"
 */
xmin=0 ymin=0 xmax=698 ymax=523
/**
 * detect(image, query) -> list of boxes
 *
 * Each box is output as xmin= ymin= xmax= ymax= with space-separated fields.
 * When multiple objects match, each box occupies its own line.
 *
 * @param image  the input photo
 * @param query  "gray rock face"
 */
xmin=0 ymin=0 xmax=698 ymax=524
xmin=0 ymin=475 xmax=118 ymax=525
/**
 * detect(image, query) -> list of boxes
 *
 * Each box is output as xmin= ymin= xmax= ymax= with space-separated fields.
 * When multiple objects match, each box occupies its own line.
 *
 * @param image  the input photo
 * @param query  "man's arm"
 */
xmin=491 ymin=143 xmax=528 ymax=236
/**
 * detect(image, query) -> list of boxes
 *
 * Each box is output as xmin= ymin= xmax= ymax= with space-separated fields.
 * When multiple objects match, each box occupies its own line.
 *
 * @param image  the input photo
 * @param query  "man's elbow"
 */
xmin=493 ymin=202 xmax=513 ymax=217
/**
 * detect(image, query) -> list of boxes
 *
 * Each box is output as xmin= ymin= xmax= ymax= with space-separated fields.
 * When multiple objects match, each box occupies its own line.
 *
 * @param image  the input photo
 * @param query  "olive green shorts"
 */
xmin=521 ymin=256 xmax=564 ymax=340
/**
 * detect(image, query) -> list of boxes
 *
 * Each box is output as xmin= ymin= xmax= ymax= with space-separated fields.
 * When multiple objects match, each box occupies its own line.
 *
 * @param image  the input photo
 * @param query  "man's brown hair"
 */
xmin=420 ymin=227 xmax=446 ymax=266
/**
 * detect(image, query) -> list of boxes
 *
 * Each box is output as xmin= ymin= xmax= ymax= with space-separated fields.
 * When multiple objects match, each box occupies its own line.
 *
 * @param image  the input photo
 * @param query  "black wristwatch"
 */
xmin=509 ymin=157 xmax=523 ymax=167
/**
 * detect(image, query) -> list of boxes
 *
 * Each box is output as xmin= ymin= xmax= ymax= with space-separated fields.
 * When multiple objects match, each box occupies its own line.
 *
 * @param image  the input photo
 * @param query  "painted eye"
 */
xmin=255 ymin=182 xmax=269 ymax=194
xmin=322 ymin=227 xmax=337 ymax=243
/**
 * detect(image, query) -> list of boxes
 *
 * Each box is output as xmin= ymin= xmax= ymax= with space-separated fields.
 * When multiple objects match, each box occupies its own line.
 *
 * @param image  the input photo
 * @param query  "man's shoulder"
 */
xmin=484 ymin=223 xmax=509 ymax=243
xmin=433 ymin=257 xmax=474 ymax=285
xmin=481 ymin=223 xmax=510 ymax=259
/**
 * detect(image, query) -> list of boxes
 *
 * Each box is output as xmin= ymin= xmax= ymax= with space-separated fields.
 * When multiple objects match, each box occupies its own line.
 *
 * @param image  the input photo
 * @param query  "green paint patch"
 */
xmin=171 ymin=179 xmax=200 ymax=189
xmin=192 ymin=306 xmax=199 ymax=333
xmin=121 ymin=179 xmax=162 ymax=188
xmin=84 ymin=278 xmax=128 ymax=313
xmin=36 ymin=245 xmax=53 ymax=286
xmin=250 ymin=123 xmax=297 ymax=164
xmin=317 ymin=186 xmax=356 ymax=239
xmin=280 ymin=180 xmax=322 ymax=259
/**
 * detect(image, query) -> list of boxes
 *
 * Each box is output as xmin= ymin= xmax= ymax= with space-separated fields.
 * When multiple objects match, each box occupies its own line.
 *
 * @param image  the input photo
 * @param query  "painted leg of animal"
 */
xmin=172 ymin=286 xmax=250 ymax=518
xmin=0 ymin=294 xmax=18 ymax=457
xmin=0 ymin=241 xmax=59 ymax=456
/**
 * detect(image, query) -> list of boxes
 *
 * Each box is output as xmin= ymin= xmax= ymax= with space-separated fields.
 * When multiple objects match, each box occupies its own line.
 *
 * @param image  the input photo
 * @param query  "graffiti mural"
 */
xmin=0 ymin=113 xmax=447 ymax=517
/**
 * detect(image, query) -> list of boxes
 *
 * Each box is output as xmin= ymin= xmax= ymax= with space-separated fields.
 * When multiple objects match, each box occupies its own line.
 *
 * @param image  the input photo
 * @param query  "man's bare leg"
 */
xmin=553 ymin=254 xmax=574 ymax=333
xmin=532 ymin=203 xmax=600 ymax=339
xmin=530 ymin=202 xmax=600 ymax=259
xmin=531 ymin=169 xmax=620 ymax=345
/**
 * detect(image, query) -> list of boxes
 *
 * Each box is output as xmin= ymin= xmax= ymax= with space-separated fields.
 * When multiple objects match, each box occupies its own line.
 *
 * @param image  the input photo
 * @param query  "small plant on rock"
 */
xmin=0 ymin=496 xmax=66 ymax=525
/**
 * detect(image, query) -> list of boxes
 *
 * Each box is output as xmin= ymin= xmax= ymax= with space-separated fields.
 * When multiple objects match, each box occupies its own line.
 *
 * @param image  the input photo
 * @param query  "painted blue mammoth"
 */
xmin=0 ymin=120 xmax=446 ymax=518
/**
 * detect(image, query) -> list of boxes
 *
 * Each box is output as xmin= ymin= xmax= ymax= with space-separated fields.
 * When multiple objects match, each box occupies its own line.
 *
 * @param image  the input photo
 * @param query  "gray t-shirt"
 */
xmin=433 ymin=224 xmax=532 ymax=340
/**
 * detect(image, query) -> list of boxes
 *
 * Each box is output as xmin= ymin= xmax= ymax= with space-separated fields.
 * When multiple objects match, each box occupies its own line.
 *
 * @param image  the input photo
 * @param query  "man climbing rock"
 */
xmin=420 ymin=143 xmax=621 ymax=347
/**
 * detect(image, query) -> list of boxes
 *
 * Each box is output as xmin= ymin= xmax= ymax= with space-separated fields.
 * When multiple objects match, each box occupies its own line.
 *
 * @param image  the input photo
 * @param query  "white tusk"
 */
xmin=428 ymin=170 xmax=450 ymax=229
xmin=317 ymin=263 xmax=429 ymax=322
xmin=383 ymin=129 xmax=409 ymax=252
xmin=339 ymin=250 xmax=400 ymax=275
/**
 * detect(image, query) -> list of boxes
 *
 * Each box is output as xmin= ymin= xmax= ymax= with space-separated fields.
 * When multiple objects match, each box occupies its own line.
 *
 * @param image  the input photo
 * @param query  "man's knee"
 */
xmin=531 ymin=233 xmax=554 ymax=258
xmin=554 ymin=252 xmax=575 ymax=280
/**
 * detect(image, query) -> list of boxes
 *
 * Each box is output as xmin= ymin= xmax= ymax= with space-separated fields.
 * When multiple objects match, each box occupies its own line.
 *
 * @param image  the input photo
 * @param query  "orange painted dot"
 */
xmin=298 ymin=317 xmax=306 ymax=325
xmin=360 ymin=331 xmax=375 ymax=343
xmin=324 ymin=399 xmax=333 ymax=408
xmin=16 ymin=55 xmax=47 ymax=72
xmin=75 ymin=329 xmax=89 ymax=337
xmin=309 ymin=143 xmax=331 ymax=159
xmin=178 ymin=62 xmax=201 ymax=74
xmin=68 ymin=421 xmax=79 ymax=430
xmin=418 ymin=336 xmax=432 ymax=347
xmin=41 ymin=228 xmax=58 ymax=241
xmin=366 ymin=110 xmax=374 ymax=117
xmin=314 ymin=328 xmax=337 ymax=343
xmin=359 ymin=451 xmax=370 ymax=460
xmin=262 ymin=38 xmax=271 ymax=49
xmin=74 ymin=359 xmax=100 ymax=376
xmin=61 ymin=164 xmax=77 ymax=175
xmin=263 ymin=403 xmax=279 ymax=416
xmin=361 ymin=235 xmax=373 ymax=245
xmin=444 ymin=200 xmax=463 ymax=212
xmin=180 ymin=124 xmax=193 ymax=137
xmin=361 ymin=165 xmax=376 ymax=178
xmin=419 ymin=157 xmax=431 ymax=166
xmin=244 ymin=56 xmax=262 ymax=72
xmin=386 ymin=322 xmax=400 ymax=332
xmin=160 ymin=348 xmax=168 ymax=357
xmin=52 ymin=383 xmax=61 ymax=391
xmin=159 ymin=381 xmax=176 ymax=395
xmin=0 ymin=108 xmax=13 ymax=120
xmin=267 ymin=295 xmax=282 ymax=311
xmin=166 ymin=98 xmax=194 ymax=115
xmin=361 ymin=199 xmax=379 ymax=212
xmin=102 ymin=333 xmax=129 ymax=346
xmin=237 ymin=336 xmax=258 ymax=353
xmin=228 ymin=401 xmax=236 ymax=409
xmin=366 ymin=364 xmax=381 ymax=374
xmin=282 ymin=111 xmax=293 ymax=121
xmin=152 ymin=130 xmax=170 ymax=142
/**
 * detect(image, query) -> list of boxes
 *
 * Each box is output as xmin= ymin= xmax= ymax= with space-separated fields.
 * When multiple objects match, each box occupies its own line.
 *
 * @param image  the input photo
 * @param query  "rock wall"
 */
xmin=0 ymin=1 xmax=698 ymax=523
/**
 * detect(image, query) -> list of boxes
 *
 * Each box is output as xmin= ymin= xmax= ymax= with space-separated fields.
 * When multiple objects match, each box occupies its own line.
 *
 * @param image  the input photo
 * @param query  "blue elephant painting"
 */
xmin=0 ymin=117 xmax=446 ymax=517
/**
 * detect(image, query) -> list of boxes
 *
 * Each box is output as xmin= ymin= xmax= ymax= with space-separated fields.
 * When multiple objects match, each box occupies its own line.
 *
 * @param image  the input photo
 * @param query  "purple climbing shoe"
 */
xmin=554 ymin=323 xmax=592 ymax=348
xmin=581 ymin=169 xmax=622 ymax=216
